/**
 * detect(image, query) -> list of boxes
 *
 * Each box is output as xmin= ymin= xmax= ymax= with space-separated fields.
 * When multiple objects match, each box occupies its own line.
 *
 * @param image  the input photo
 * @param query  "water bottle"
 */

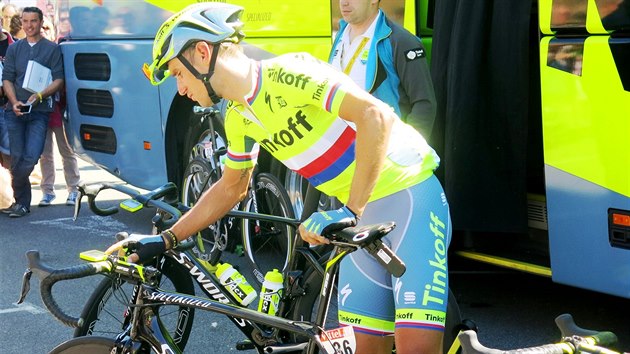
xmin=258 ymin=269 xmax=283 ymax=316
xmin=215 ymin=262 xmax=257 ymax=306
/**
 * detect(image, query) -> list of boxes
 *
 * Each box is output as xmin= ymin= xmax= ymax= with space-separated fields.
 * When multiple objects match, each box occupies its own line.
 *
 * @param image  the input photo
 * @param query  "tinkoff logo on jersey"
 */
xmin=311 ymin=79 xmax=329 ymax=101
xmin=260 ymin=110 xmax=313 ymax=153
xmin=267 ymin=67 xmax=311 ymax=89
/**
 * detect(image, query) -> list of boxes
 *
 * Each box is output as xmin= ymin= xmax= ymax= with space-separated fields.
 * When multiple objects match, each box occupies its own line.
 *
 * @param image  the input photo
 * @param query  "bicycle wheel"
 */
xmin=289 ymin=261 xmax=462 ymax=354
xmin=241 ymin=172 xmax=295 ymax=284
xmin=270 ymin=160 xmax=340 ymax=218
xmin=182 ymin=156 xmax=231 ymax=252
xmin=289 ymin=260 xmax=339 ymax=331
xmin=49 ymin=336 xmax=115 ymax=354
xmin=73 ymin=256 xmax=195 ymax=351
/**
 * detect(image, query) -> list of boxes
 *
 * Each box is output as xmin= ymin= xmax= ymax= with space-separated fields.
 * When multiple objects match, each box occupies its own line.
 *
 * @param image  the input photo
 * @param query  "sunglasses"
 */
xmin=142 ymin=62 xmax=170 ymax=86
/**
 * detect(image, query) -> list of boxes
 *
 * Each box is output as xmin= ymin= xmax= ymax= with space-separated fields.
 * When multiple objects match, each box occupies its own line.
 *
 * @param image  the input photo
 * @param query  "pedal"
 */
xmin=235 ymin=340 xmax=255 ymax=350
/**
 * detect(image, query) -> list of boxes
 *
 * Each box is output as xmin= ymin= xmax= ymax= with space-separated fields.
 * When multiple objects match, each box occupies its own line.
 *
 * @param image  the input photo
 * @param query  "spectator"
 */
xmin=0 ymin=16 xmax=14 ymax=170
xmin=1 ymin=7 xmax=64 ymax=218
xmin=68 ymin=6 xmax=90 ymax=36
xmin=91 ymin=6 xmax=110 ymax=35
xmin=38 ymin=87 xmax=80 ymax=206
xmin=10 ymin=14 xmax=25 ymax=39
xmin=0 ymin=163 xmax=11 ymax=209
xmin=328 ymin=0 xmax=436 ymax=138
xmin=56 ymin=9 xmax=70 ymax=39
xmin=38 ymin=17 xmax=80 ymax=207
xmin=1 ymin=3 xmax=17 ymax=28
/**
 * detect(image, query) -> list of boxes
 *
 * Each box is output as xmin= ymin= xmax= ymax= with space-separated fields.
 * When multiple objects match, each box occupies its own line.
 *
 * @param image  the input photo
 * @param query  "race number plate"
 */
xmin=318 ymin=326 xmax=356 ymax=354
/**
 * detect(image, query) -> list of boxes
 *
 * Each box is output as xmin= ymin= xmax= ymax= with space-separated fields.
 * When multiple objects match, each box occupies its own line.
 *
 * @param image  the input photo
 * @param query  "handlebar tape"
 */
xmin=39 ymin=263 xmax=99 ymax=328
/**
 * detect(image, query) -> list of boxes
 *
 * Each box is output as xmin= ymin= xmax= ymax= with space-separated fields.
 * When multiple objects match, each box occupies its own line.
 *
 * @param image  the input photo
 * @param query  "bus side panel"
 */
xmin=545 ymin=167 xmax=630 ymax=298
xmin=62 ymin=40 xmax=171 ymax=189
xmin=541 ymin=36 xmax=630 ymax=298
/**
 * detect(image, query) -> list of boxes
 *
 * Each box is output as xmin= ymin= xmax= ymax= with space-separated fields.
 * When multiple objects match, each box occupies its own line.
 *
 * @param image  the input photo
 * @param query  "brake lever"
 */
xmin=17 ymin=269 xmax=33 ymax=304
xmin=72 ymin=189 xmax=85 ymax=221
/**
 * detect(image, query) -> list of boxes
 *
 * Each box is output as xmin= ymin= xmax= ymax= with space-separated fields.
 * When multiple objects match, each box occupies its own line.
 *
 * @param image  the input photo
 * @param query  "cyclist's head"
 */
xmin=146 ymin=3 xmax=245 ymax=96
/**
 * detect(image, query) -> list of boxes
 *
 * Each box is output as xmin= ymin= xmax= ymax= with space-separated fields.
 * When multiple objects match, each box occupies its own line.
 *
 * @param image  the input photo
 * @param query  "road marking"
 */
xmin=0 ymin=302 xmax=47 ymax=315
xmin=30 ymin=215 xmax=128 ymax=238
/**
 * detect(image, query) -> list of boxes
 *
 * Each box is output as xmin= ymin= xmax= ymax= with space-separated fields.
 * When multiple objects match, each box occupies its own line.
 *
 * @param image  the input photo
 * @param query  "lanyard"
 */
xmin=343 ymin=37 xmax=369 ymax=75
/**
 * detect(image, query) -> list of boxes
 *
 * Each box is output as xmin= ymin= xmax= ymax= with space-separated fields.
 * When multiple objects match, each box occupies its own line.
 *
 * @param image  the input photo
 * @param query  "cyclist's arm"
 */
xmin=170 ymin=166 xmax=253 ymax=243
xmin=339 ymin=89 xmax=395 ymax=217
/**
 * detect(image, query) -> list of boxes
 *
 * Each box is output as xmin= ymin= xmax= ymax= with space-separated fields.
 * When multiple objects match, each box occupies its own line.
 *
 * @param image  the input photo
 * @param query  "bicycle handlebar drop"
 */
xmin=18 ymin=249 xmax=161 ymax=329
xmin=458 ymin=314 xmax=618 ymax=354
xmin=18 ymin=251 xmax=104 ymax=328
xmin=75 ymin=182 xmax=182 ymax=229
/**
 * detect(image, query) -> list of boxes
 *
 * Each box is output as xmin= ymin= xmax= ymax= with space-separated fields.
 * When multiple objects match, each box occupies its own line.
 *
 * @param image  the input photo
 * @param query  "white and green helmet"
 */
xmin=147 ymin=3 xmax=245 ymax=85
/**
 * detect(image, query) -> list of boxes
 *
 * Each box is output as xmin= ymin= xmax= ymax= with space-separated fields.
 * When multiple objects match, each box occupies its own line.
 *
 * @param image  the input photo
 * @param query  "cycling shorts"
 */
xmin=337 ymin=174 xmax=451 ymax=336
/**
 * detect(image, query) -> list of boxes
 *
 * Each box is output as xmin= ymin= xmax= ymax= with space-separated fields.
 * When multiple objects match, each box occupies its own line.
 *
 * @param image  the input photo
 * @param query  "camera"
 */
xmin=19 ymin=104 xmax=32 ymax=113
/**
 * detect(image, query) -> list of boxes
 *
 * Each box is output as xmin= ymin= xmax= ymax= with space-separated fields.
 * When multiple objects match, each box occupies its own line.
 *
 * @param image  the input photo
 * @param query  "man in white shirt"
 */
xmin=329 ymin=0 xmax=437 ymax=138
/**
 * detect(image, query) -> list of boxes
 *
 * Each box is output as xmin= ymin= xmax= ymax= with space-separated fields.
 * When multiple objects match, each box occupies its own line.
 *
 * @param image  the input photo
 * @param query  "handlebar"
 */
xmin=193 ymin=105 xmax=219 ymax=116
xmin=76 ymin=182 xmax=182 ymax=230
xmin=17 ymin=250 xmax=158 ymax=328
xmin=459 ymin=314 xmax=618 ymax=354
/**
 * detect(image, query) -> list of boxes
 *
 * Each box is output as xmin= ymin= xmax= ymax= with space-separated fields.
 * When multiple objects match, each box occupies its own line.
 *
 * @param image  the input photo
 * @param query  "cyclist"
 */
xmin=107 ymin=3 xmax=451 ymax=353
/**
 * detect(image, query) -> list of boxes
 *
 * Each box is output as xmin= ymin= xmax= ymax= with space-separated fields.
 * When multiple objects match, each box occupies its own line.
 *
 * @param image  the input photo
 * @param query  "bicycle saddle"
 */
xmin=328 ymin=222 xmax=396 ymax=247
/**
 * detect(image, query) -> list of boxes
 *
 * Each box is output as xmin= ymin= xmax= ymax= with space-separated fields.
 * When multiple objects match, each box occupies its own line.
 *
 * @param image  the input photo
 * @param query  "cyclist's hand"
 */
xmin=299 ymin=206 xmax=358 ymax=245
xmin=105 ymin=233 xmax=166 ymax=263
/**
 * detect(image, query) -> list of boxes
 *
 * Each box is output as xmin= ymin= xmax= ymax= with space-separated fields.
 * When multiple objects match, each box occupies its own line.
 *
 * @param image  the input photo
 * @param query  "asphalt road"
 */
xmin=0 ymin=154 xmax=628 ymax=353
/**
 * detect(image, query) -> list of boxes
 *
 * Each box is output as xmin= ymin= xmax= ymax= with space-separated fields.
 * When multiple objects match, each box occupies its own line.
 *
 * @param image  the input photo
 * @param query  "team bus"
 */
xmin=55 ymin=0 xmax=630 ymax=299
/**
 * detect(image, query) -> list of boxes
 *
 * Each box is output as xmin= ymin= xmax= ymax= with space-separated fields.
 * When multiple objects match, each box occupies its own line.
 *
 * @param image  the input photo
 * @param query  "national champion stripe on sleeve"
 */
xmin=246 ymin=62 xmax=262 ymax=105
xmin=227 ymin=144 xmax=259 ymax=163
xmin=324 ymin=82 xmax=342 ymax=113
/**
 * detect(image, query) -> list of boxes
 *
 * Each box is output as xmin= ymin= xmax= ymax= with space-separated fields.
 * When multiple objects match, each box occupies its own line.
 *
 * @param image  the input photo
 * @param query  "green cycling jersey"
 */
xmin=223 ymin=52 xmax=439 ymax=203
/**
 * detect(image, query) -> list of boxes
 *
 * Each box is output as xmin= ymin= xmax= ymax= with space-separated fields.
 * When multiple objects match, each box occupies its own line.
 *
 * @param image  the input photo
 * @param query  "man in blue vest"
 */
xmin=329 ymin=0 xmax=436 ymax=138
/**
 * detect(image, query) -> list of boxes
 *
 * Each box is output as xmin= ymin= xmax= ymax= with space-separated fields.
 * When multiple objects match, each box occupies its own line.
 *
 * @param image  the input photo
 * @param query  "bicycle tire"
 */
xmin=289 ymin=260 xmax=463 ymax=354
xmin=241 ymin=172 xmax=295 ymax=284
xmin=73 ymin=256 xmax=195 ymax=351
xmin=182 ymin=156 xmax=232 ymax=252
xmin=49 ymin=336 xmax=115 ymax=354
xmin=270 ymin=160 xmax=340 ymax=218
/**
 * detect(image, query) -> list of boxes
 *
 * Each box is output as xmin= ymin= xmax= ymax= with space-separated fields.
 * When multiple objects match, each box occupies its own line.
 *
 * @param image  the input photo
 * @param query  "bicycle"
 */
xmin=19 ymin=181 xmax=463 ymax=353
xmin=181 ymin=106 xmax=295 ymax=284
xmin=458 ymin=313 xmax=621 ymax=354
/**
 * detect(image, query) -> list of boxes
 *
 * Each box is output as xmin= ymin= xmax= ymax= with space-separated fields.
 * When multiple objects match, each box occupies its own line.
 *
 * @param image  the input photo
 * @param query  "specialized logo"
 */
xmin=405 ymin=47 xmax=425 ymax=61
xmin=422 ymin=211 xmax=447 ymax=306
xmin=171 ymin=252 xmax=230 ymax=304
xmin=267 ymin=67 xmax=311 ymax=89
xmin=246 ymin=11 xmax=271 ymax=22
xmin=340 ymin=283 xmax=352 ymax=306
xmin=394 ymin=278 xmax=403 ymax=304
xmin=259 ymin=110 xmax=313 ymax=152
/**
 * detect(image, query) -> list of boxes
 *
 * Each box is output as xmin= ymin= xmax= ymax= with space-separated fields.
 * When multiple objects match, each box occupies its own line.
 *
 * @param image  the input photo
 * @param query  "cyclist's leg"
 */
xmin=338 ymin=175 xmax=451 ymax=354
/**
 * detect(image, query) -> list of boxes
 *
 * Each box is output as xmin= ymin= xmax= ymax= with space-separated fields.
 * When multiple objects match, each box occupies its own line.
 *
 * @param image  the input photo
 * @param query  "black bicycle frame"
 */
xmin=145 ymin=210 xmax=332 ymax=352
xmin=119 ymin=267 xmax=324 ymax=353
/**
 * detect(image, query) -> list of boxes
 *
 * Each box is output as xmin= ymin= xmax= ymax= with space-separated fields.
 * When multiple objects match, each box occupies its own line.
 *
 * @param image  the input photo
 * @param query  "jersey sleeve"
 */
xmin=223 ymin=107 xmax=259 ymax=170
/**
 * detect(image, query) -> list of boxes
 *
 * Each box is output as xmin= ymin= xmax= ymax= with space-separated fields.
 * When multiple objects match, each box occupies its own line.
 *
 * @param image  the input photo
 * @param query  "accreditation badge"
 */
xmin=360 ymin=49 xmax=369 ymax=64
